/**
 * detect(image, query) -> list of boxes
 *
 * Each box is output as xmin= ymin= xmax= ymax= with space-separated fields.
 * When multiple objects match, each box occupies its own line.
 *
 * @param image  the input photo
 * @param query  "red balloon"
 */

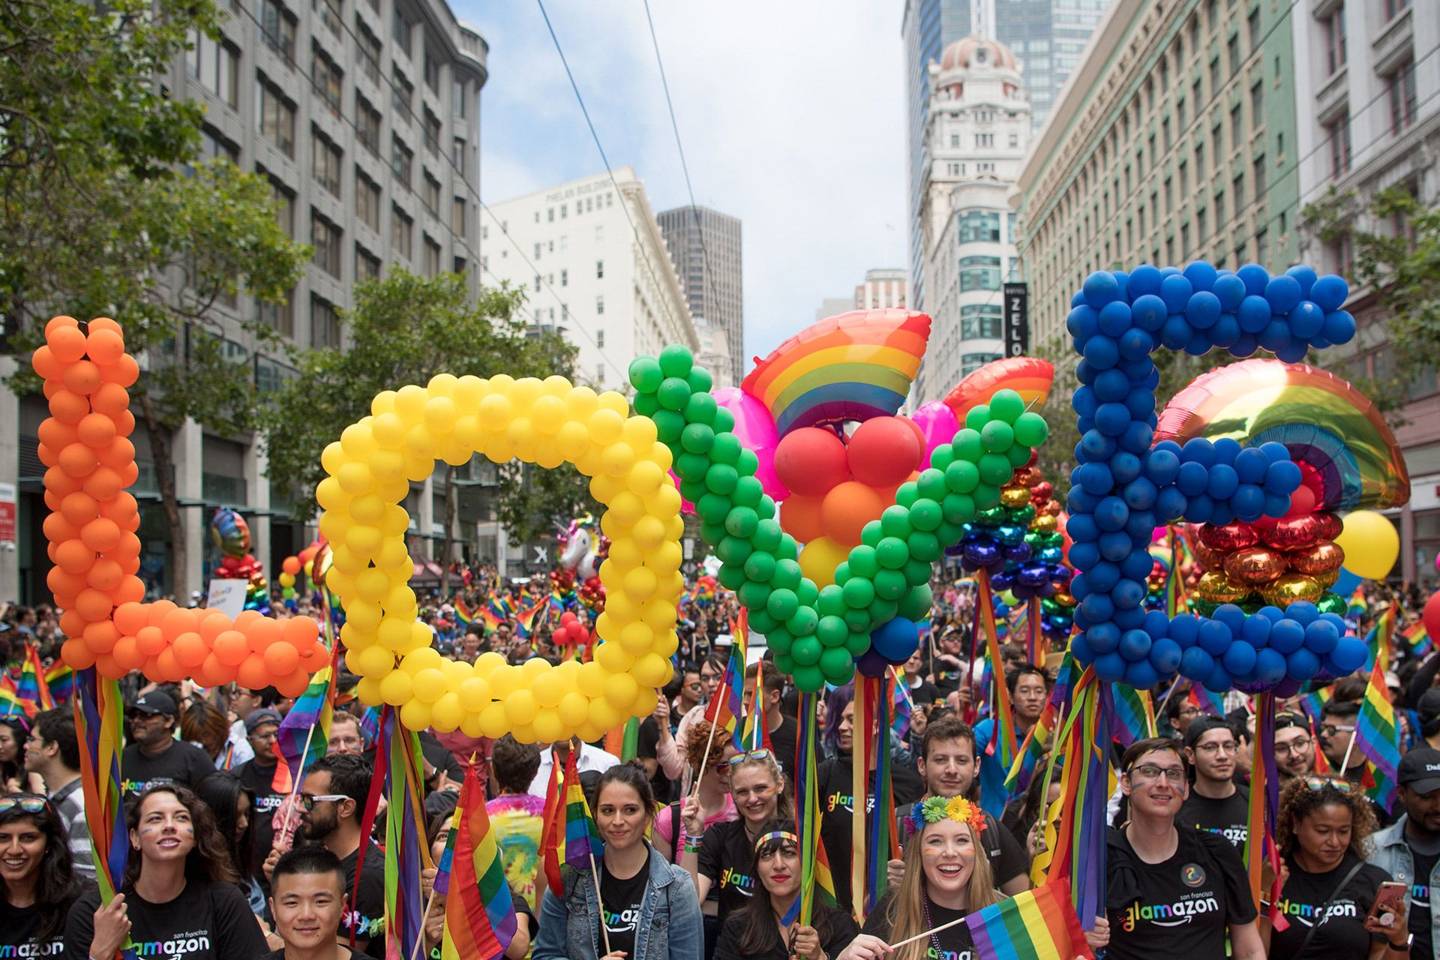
xmin=775 ymin=428 xmax=849 ymax=496
xmin=1425 ymin=591 xmax=1440 ymax=643
xmin=1198 ymin=522 xmax=1259 ymax=553
xmin=846 ymin=417 xmax=922 ymax=487
xmin=1284 ymin=485 xmax=1318 ymax=517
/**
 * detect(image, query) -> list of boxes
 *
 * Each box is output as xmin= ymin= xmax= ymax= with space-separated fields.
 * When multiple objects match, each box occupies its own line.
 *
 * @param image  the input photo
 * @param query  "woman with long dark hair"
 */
xmin=194 ymin=772 xmax=262 ymax=912
xmin=0 ymin=719 xmax=37 ymax=793
xmin=712 ymin=821 xmax=857 ymax=960
xmin=0 ymin=793 xmax=82 ymax=956
xmin=65 ymin=783 xmax=267 ymax=960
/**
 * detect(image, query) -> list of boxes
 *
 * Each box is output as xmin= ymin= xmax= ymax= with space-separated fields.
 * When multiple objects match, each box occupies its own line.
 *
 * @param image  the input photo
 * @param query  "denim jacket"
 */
xmin=532 ymin=845 xmax=702 ymax=960
xmin=1366 ymin=814 xmax=1440 ymax=960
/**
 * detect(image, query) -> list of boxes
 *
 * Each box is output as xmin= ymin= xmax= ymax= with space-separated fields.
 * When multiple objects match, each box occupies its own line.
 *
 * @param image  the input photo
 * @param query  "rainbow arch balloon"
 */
xmin=943 ymin=356 xmax=1055 ymax=418
xmin=741 ymin=309 xmax=930 ymax=436
xmin=1155 ymin=359 xmax=1409 ymax=512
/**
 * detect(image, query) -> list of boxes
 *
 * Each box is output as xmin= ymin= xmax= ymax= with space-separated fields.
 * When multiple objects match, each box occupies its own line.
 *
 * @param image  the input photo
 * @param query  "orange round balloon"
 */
xmin=85 ymin=329 xmax=125 ymax=365
xmin=779 ymin=494 xmax=826 ymax=545
xmin=282 ymin=556 xmax=302 ymax=576
xmin=53 ymin=539 xmax=92 ymax=575
xmin=820 ymin=481 xmax=889 ymax=546
xmin=48 ymin=326 xmax=86 ymax=363
xmin=135 ymin=625 xmax=167 ymax=657
xmin=90 ymin=383 xmax=129 ymax=417
xmin=57 ymin=443 xmax=98 ymax=478
xmin=82 ymin=621 xmax=119 ymax=654
xmin=62 ymin=360 xmax=101 ymax=395
xmin=48 ymin=390 xmax=89 ymax=424
xmin=63 ymin=638 xmax=96 ymax=670
xmin=213 ymin=630 xmax=250 ymax=667
xmin=264 ymin=642 xmax=300 ymax=675
xmin=237 ymin=655 xmax=270 ymax=691
xmin=80 ymin=518 xmax=121 ymax=552
xmin=112 ymin=636 xmax=144 ymax=671
xmin=73 ymin=589 xmax=112 ymax=622
xmin=173 ymin=632 xmax=208 ymax=668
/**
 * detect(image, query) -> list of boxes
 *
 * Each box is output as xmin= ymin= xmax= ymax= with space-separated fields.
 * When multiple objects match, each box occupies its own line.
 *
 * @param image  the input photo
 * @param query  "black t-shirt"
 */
xmin=1105 ymin=825 xmax=1258 ymax=960
xmin=1411 ymin=846 xmax=1438 ymax=959
xmin=1264 ymin=853 xmax=1390 ymax=960
xmin=235 ymin=759 xmax=283 ymax=874
xmin=898 ymin=802 xmax=1029 ymax=889
xmin=340 ymin=842 xmax=387 ymax=947
xmin=712 ymin=904 xmax=859 ymax=960
xmin=862 ymin=891 xmax=976 ymax=960
xmin=698 ymin=820 xmax=759 ymax=915
xmin=770 ymin=716 xmax=798 ymax=781
xmin=121 ymin=741 xmax=217 ymax=797
xmin=816 ymin=754 xmax=925 ymax=913
xmin=599 ymin=860 xmax=648 ymax=959
xmin=66 ymin=880 xmax=267 ymax=960
xmin=1177 ymin=785 xmax=1250 ymax=849
xmin=0 ymin=886 xmax=81 ymax=957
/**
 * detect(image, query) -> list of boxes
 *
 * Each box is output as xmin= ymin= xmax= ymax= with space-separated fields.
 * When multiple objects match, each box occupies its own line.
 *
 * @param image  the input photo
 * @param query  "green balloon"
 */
xmin=732 ymin=476 xmax=763 ymax=508
xmin=907 ymin=531 xmax=941 ymax=563
xmin=743 ymin=550 xmax=776 ymax=583
xmin=680 ymin=422 xmax=715 ymax=454
xmin=820 ymin=647 xmax=855 ymax=684
xmin=675 ymin=452 xmax=711 ymax=482
xmin=686 ymin=366 xmax=713 ymax=395
xmin=973 ymin=483 xmax=1001 ymax=509
xmin=844 ymin=630 xmax=871 ymax=657
xmin=989 ymin=389 xmax=1025 ymax=424
xmin=767 ymin=587 xmax=799 ymax=621
xmin=842 ymin=577 xmax=876 ymax=609
xmin=849 ymin=545 xmax=880 ymax=579
xmin=633 ymin=392 xmax=659 ymax=416
xmin=817 ymin=615 xmax=849 ymax=647
xmin=1316 ymin=592 xmax=1346 ymax=615
xmin=1006 ymin=444 xmax=1033 ymax=468
xmin=1009 ymin=504 xmax=1036 ymax=525
xmin=899 ymin=584 xmax=933 ymax=621
xmin=737 ymin=580 xmax=770 ymax=610
xmin=654 ymin=409 xmax=686 ymax=444
xmin=945 ymin=460 xmax=980 ymax=495
xmin=773 ymin=558 xmax=803 ymax=591
xmin=929 ymin=445 xmax=955 ymax=471
xmin=658 ymin=344 xmax=694 ymax=378
xmin=697 ymin=493 xmax=731 ymax=525
xmin=718 ymin=535 xmax=753 ymax=565
xmin=952 ymin=428 xmax=983 ymax=462
xmin=844 ymin=608 xmax=872 ymax=632
xmin=684 ymin=480 xmax=712 ymax=506
xmin=818 ymin=584 xmax=847 ymax=617
xmin=756 ymin=494 xmax=776 ymax=521
xmin=981 ymin=420 xmax=1014 ymax=452
xmin=871 ymin=598 xmax=898 ymax=623
xmin=700 ymin=521 xmax=727 ymax=546
xmin=880 ymin=506 xmax=912 ymax=538
xmin=628 ymin=357 xmax=663 ymax=393
xmin=793 ymin=664 xmax=825 ymax=693
xmin=861 ymin=521 xmax=883 ymax=547
xmin=904 ymin=557 xmax=935 ymax=586
xmin=766 ymin=627 xmax=791 ymax=655
xmin=657 ymin=377 xmax=691 ymax=412
xmin=753 ymin=519 xmax=783 ymax=553
xmin=1013 ymin=411 xmax=1049 ymax=447
xmin=776 ymin=535 xmax=799 ymax=562
xmin=705 ymin=463 xmax=739 ymax=496
xmin=717 ymin=562 xmax=745 ymax=591
xmin=978 ymin=453 xmax=1014 ymax=486
xmin=937 ymin=520 xmax=965 ymax=545
xmin=736 ymin=448 xmax=759 ymax=478
xmin=895 ymin=482 xmax=918 ymax=508
xmin=941 ymin=493 xmax=976 ymax=524
xmin=792 ymin=637 xmax=822 ymax=667
xmin=876 ymin=537 xmax=909 ymax=570
xmin=713 ymin=407 xmax=735 ymax=434
xmin=725 ymin=506 xmax=759 ymax=539
xmin=834 ymin=562 xmax=850 ymax=585
xmin=684 ymin=391 xmax=717 ymax=426
xmin=964 ymin=404 xmax=992 ymax=431
xmin=774 ymin=652 xmax=797 ymax=675
xmin=710 ymin=433 xmax=742 ymax=465
xmin=748 ymin=609 xmax=777 ymax=634
xmin=909 ymin=499 xmax=942 ymax=532
xmin=874 ymin=568 xmax=908 ymax=601
xmin=767 ymin=627 xmax=793 ymax=651
xmin=916 ymin=469 xmax=947 ymax=502
xmin=788 ymin=607 xmax=819 ymax=638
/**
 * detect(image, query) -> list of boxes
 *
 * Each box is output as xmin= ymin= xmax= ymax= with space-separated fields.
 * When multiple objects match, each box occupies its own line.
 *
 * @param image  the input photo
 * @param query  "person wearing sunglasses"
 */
xmin=713 ymin=821 xmax=857 ymax=960
xmin=1321 ymin=700 xmax=1370 ymax=786
xmin=1368 ymin=747 xmax=1440 ymax=960
xmin=1178 ymin=717 xmax=1250 ymax=849
xmin=0 ymin=794 xmax=81 ymax=959
xmin=66 ymin=784 xmax=267 ymax=960
xmin=1261 ymin=775 xmax=1407 ymax=959
xmin=654 ymin=720 xmax=739 ymax=865
xmin=1275 ymin=712 xmax=1319 ymax=786
xmin=680 ymin=748 xmax=791 ymax=918
xmin=1104 ymin=736 xmax=1261 ymax=960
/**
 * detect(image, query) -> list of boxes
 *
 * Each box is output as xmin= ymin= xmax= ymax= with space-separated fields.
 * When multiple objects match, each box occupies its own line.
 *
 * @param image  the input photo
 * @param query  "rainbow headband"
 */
xmin=910 ymin=795 xmax=987 ymax=834
xmin=754 ymin=830 xmax=799 ymax=852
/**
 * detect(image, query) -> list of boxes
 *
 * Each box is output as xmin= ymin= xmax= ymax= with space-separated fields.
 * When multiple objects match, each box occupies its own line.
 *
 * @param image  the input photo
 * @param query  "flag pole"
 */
xmin=888 ymin=913 xmax=969 ymax=949
xmin=589 ymin=848 xmax=613 ymax=956
xmin=408 ymin=806 xmax=459 ymax=960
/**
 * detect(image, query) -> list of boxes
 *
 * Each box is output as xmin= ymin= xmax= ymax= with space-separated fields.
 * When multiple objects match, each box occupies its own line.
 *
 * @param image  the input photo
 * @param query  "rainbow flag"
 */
xmin=1355 ymin=656 xmax=1401 ymax=814
xmin=742 ymin=644 xmax=773 ymax=752
xmin=890 ymin=667 xmax=913 ymax=741
xmin=1110 ymin=684 xmax=1157 ymax=747
xmin=540 ymin=754 xmax=565 ymax=896
xmin=1403 ymin=621 xmax=1432 ymax=657
xmin=1348 ymin=587 xmax=1369 ymax=618
xmin=784 ymin=692 xmax=837 ymax=926
xmin=482 ymin=596 xmax=512 ymax=631
xmin=563 ymin=749 xmax=603 ymax=871
xmin=1187 ymin=684 xmax=1225 ymax=718
xmin=965 ymin=882 xmax=1094 ymax=960
xmin=17 ymin=645 xmax=53 ymax=711
xmin=74 ymin=669 xmax=127 ymax=902
xmin=453 ymin=599 xmax=475 ymax=627
xmin=359 ymin=705 xmax=382 ymax=748
xmin=273 ymin=656 xmax=337 ymax=793
xmin=381 ymin=713 xmax=434 ymax=960
xmin=604 ymin=716 xmax=640 ymax=763
xmin=440 ymin=766 xmax=517 ymax=960
xmin=514 ymin=600 xmax=543 ymax=641
xmin=704 ymin=614 xmax=747 ymax=749
xmin=1366 ymin=603 xmax=1398 ymax=673
xmin=0 ymin=676 xmax=36 ymax=719
xmin=1299 ymin=686 xmax=1333 ymax=726
xmin=44 ymin=662 xmax=75 ymax=704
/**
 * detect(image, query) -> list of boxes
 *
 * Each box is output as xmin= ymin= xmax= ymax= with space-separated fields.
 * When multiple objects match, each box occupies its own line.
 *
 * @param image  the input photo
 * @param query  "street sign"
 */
xmin=1003 ymin=282 xmax=1030 ymax=357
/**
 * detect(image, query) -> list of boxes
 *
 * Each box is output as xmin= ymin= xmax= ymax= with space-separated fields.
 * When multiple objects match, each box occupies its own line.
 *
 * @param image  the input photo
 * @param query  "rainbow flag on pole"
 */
xmin=1355 ymin=655 xmax=1401 ymax=814
xmin=0 ymin=675 xmax=36 ymax=719
xmin=381 ymin=714 xmax=434 ymax=960
xmin=563 ymin=749 xmax=603 ymax=871
xmin=704 ymin=613 xmax=747 ymax=749
xmin=43 ymin=662 xmax=74 ymax=704
xmin=440 ymin=766 xmax=517 ymax=960
xmin=965 ymin=882 xmax=1094 ymax=960
xmin=74 ymin=669 xmax=127 ymax=902
xmin=1403 ymin=621 xmax=1432 ymax=657
xmin=273 ymin=655 xmax=337 ymax=793
xmin=17 ymin=645 xmax=53 ymax=711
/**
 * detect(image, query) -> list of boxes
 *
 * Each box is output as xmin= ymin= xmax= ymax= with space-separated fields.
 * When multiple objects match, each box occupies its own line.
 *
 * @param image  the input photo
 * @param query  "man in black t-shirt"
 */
xmin=1178 ymin=717 xmax=1249 ymax=848
xmin=120 ymin=691 xmax=216 ymax=798
xmin=1368 ymin=747 xmax=1440 ymax=960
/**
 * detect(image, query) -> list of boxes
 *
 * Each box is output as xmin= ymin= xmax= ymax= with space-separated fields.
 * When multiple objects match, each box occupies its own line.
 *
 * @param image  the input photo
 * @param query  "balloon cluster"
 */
xmin=317 ymin=371 xmax=681 ymax=741
xmin=954 ymin=457 xmax=1072 ymax=601
xmin=550 ymin=611 xmax=590 ymax=656
xmin=34 ymin=316 xmax=324 ymax=687
xmin=772 ymin=417 xmax=923 ymax=589
xmin=1064 ymin=261 xmax=1361 ymax=692
xmin=209 ymin=508 xmax=270 ymax=613
xmin=277 ymin=542 xmax=323 ymax=606
xmin=632 ymin=343 xmax=1049 ymax=692
xmin=1189 ymin=511 xmax=1347 ymax=616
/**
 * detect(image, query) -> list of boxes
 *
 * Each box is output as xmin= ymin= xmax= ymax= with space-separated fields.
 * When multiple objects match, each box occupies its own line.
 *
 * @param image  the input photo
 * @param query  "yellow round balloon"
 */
xmin=1334 ymin=509 xmax=1400 ymax=580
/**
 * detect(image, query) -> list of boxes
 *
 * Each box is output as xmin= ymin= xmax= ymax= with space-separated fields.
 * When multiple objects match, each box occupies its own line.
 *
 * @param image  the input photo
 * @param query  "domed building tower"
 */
xmin=912 ymin=35 xmax=1032 ymax=407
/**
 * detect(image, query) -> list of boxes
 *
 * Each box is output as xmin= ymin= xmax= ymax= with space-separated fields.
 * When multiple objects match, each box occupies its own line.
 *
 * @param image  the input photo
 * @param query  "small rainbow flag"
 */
xmin=540 ymin=754 xmax=564 ymax=896
xmin=1006 ymin=651 xmax=1077 ymax=793
xmin=1348 ymin=587 xmax=1369 ymax=618
xmin=1366 ymin=603 xmax=1399 ymax=673
xmin=1355 ymin=656 xmax=1401 ymax=814
xmin=440 ymin=765 xmax=517 ymax=960
xmin=964 ymin=881 xmax=1094 ymax=960
xmin=45 ymin=662 xmax=75 ymax=704
xmin=17 ymin=645 xmax=53 ymax=711
xmin=1110 ymin=684 xmax=1156 ymax=747
xmin=1299 ymin=686 xmax=1333 ymax=726
xmin=482 ymin=596 xmax=512 ymax=632
xmin=562 ymin=749 xmax=603 ymax=872
xmin=741 ymin=657 xmax=771 ymax=751
xmin=514 ymin=600 xmax=543 ymax=641
xmin=453 ymin=599 xmax=475 ymax=627
xmin=1187 ymin=684 xmax=1225 ymax=718
xmin=0 ymin=675 xmax=36 ymax=719
xmin=273 ymin=654 xmax=337 ymax=793
xmin=704 ymin=614 xmax=747 ymax=749
xmin=1403 ymin=621 xmax=1432 ymax=657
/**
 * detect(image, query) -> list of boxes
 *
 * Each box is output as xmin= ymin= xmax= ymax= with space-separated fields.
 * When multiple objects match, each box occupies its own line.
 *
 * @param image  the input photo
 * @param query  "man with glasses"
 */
xmin=1322 ymin=699 xmax=1370 ymax=785
xmin=235 ymin=707 xmax=286 ymax=880
xmin=1274 ymin=711 xmax=1317 ymax=786
xmin=119 ymin=691 xmax=214 ymax=798
xmin=1106 ymin=736 xmax=1263 ymax=959
xmin=1369 ymin=747 xmax=1440 ymax=960
xmin=1162 ymin=692 xmax=1203 ymax=738
xmin=1178 ymin=717 xmax=1249 ymax=848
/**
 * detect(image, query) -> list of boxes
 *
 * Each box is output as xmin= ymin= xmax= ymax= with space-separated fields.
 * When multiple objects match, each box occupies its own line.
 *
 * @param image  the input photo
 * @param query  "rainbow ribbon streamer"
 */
xmin=1244 ymin=694 xmax=1288 ymax=932
xmin=380 ymin=711 xmax=434 ymax=960
xmin=1356 ymin=656 xmax=1401 ymax=814
xmin=1006 ymin=651 xmax=1078 ymax=793
xmin=784 ymin=692 xmax=836 ymax=925
xmin=704 ymin=613 xmax=747 ymax=749
xmin=1109 ymin=684 xmax=1156 ymax=747
xmin=864 ymin=677 xmax=898 ymax=920
xmin=977 ymin=570 xmax=1018 ymax=772
xmin=74 ymin=669 xmax=127 ymax=903
xmin=1046 ymin=668 xmax=1107 ymax=930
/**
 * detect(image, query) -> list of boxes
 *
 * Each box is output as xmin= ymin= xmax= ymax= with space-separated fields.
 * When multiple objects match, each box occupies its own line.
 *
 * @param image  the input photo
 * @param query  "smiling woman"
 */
xmin=0 ymin=794 xmax=81 ymax=958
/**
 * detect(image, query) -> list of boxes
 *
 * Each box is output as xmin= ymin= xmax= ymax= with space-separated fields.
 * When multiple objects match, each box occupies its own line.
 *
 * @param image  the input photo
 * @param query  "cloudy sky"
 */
xmin=451 ymin=0 xmax=909 ymax=362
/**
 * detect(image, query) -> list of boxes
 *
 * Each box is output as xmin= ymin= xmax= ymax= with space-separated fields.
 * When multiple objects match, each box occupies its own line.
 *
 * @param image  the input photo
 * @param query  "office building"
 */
xmin=854 ymin=269 xmax=910 ymax=310
xmin=657 ymin=205 xmax=744 ymax=385
xmin=1014 ymin=0 xmax=1302 ymax=349
xmin=1291 ymin=0 xmax=1439 ymax=582
xmin=694 ymin=320 xmax=738 ymax=390
xmin=0 ymin=0 xmax=489 ymax=601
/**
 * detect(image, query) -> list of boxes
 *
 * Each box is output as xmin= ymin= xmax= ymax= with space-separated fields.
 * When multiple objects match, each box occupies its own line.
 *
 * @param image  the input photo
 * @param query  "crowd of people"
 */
xmin=0 ymin=573 xmax=1436 ymax=960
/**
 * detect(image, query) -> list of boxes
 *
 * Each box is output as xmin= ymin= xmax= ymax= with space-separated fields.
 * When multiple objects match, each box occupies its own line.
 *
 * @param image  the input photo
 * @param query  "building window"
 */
xmin=312 ymin=46 xmax=342 ymax=118
xmin=452 ymin=138 xmax=467 ymax=177
xmin=1008 ymin=133 xmax=1018 ymax=148
xmin=1322 ymin=5 xmax=1346 ymax=76
xmin=423 ymin=235 xmax=441 ymax=276
xmin=265 ymin=175 xmax=294 ymax=238
xmin=958 ymin=255 xmax=1001 ymax=292
xmin=1253 ymin=154 xmax=1266 ymax=198
xmin=452 ymin=79 xmax=466 ymax=119
xmin=1195 ymin=142 xmax=1205 ymax=178
xmin=560 ymin=268 xmax=568 ymax=287
xmin=1388 ymin=59 xmax=1417 ymax=134
xmin=1230 ymin=105 xmax=1242 ymax=146
xmin=1209 ymin=56 xmax=1220 ymax=94
xmin=311 ymin=129 xmax=341 ymax=197
xmin=311 ymin=296 xmax=341 ymax=348
xmin=596 ymin=295 xmax=605 ymax=315
xmin=422 ymin=172 xmax=439 ymax=215
xmin=313 ymin=0 xmax=341 ymax=35
xmin=187 ymin=30 xmax=238 ymax=107
xmin=355 ymin=244 xmax=380 ymax=280
xmin=1212 ymin=122 xmax=1224 ymax=162
xmin=355 ymin=168 xmax=380 ymax=231
xmin=1232 ymin=171 xmax=1245 ymax=209
xmin=423 ymin=109 xmax=441 ymax=155
xmin=958 ymin=210 xmax=1001 ymax=243
xmin=1197 ymin=206 xmax=1208 ymax=242
xmin=1179 ymin=159 xmax=1188 ymax=193
xmin=1256 ymin=227 xmax=1268 ymax=266
xmin=311 ymin=209 xmax=341 ymax=276
xmin=357 ymin=20 xmax=381 ymax=85
xmin=391 ymin=9 xmax=410 ymax=51
xmin=1327 ymin=111 xmax=1352 ymax=174
xmin=451 ymin=197 xmax=466 ymax=237
xmin=960 ymin=303 xmax=1002 ymax=340
xmin=256 ymin=76 xmax=295 ymax=157
xmin=1180 ymin=222 xmax=1190 ymax=257
xmin=1227 ymin=33 xmax=1239 ymax=73
xmin=1384 ymin=0 xmax=1409 ymax=18
xmin=259 ymin=297 xmax=294 ymax=337
xmin=259 ymin=0 xmax=296 ymax=60
xmin=391 ymin=67 xmax=413 ymax=117
xmin=596 ymin=329 xmax=605 ymax=348
xmin=975 ymin=133 xmax=993 ymax=148
xmin=596 ymin=259 xmax=605 ymax=279
xmin=391 ymin=136 xmax=412 ymax=186
xmin=1248 ymin=8 xmax=1260 ymax=51
xmin=356 ymin=96 xmax=381 ymax=156
xmin=391 ymin=205 xmax=412 ymax=258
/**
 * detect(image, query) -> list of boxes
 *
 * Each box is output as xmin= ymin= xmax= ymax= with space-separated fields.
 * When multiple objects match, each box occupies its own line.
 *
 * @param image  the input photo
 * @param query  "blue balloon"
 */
xmin=1069 ymin=632 xmax=1094 ymax=664
xmin=1287 ymin=602 xmax=1319 ymax=626
xmin=1149 ymin=638 xmax=1183 ymax=673
xmin=1087 ymin=623 xmax=1121 ymax=655
xmin=1210 ymin=314 xmax=1240 ymax=348
xmin=1232 ymin=484 xmax=1266 ymax=521
xmin=1332 ymin=567 xmax=1362 ymax=596
xmin=1183 ymin=261 xmax=1219 ymax=291
xmin=1199 ymin=620 xmax=1232 ymax=656
xmin=1129 ymin=266 xmax=1164 ymax=298
xmin=1238 ymin=295 xmax=1272 ymax=333
xmin=1237 ymin=263 xmax=1271 ymax=296
xmin=1254 ymin=648 xmax=1288 ymax=686
xmin=1265 ymin=460 xmax=1303 ymax=494
xmin=1310 ymin=275 xmax=1349 ymax=312
xmin=1083 ymin=271 xmax=1122 ymax=308
xmin=1169 ymin=613 xmax=1200 ymax=647
xmin=1084 ymin=335 xmax=1120 ymax=368
xmin=1160 ymin=274 xmax=1194 ymax=312
xmin=1330 ymin=636 xmax=1368 ymax=675
xmin=1289 ymin=301 xmax=1325 ymax=338
xmin=1265 ymin=275 xmax=1303 ymax=314
xmin=1207 ymin=464 xmax=1239 ymax=500
xmin=1213 ymin=604 xmax=1247 ymax=634
xmin=1067 ymin=305 xmax=1099 ymax=339
xmin=1323 ymin=310 xmax=1356 ymax=345
xmin=1222 ymin=642 xmax=1258 ymax=677
xmin=1180 ymin=646 xmax=1215 ymax=680
xmin=871 ymin=617 xmax=920 ymax=663
xmin=1286 ymin=648 xmax=1320 ymax=681
xmin=1098 ymin=301 xmax=1133 ymax=337
xmin=1285 ymin=265 xmax=1318 ymax=296
xmin=1241 ymin=616 xmax=1271 ymax=648
xmin=1143 ymin=610 xmax=1171 ymax=638
xmin=1268 ymin=619 xmax=1306 ymax=654
xmin=1125 ymin=660 xmax=1160 ymax=689
xmin=1182 ymin=438 xmax=1217 ymax=467
xmin=1119 ymin=328 xmax=1154 ymax=360
xmin=1119 ymin=629 xmax=1153 ymax=661
xmin=1234 ymin=448 xmax=1269 ymax=484
xmin=1304 ymin=619 xmax=1340 ymax=655
xmin=1204 ymin=664 xmax=1233 ymax=693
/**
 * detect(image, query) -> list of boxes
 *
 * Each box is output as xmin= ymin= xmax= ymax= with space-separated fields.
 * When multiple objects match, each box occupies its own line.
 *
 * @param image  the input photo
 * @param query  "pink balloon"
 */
xmin=911 ymin=402 xmax=959 ymax=467
xmin=717 ymin=387 xmax=789 ymax=501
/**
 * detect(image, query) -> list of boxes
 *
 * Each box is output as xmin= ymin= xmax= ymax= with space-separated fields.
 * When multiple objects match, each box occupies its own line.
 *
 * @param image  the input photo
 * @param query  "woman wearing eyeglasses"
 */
xmin=1262 ymin=775 xmax=1409 ymax=960
xmin=680 ymin=748 xmax=790 ymax=917
xmin=712 ymin=821 xmax=857 ymax=960
xmin=533 ymin=763 xmax=701 ymax=960
xmin=1105 ymin=736 xmax=1261 ymax=960
xmin=654 ymin=720 xmax=738 ymax=864
xmin=66 ymin=783 xmax=268 ymax=960
xmin=0 ymin=794 xmax=81 ymax=958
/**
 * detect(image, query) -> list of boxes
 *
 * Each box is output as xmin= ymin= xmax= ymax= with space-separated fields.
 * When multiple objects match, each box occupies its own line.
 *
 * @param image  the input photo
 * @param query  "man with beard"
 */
xmin=1369 ymin=747 xmax=1440 ymax=960
xmin=1178 ymin=717 xmax=1249 ymax=848
xmin=1273 ymin=712 xmax=1317 ymax=787
xmin=120 ymin=691 xmax=215 ymax=797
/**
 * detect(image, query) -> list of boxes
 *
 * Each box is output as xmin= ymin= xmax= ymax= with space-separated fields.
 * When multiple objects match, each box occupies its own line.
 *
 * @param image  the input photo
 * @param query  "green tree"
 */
xmin=262 ymin=271 xmax=594 ymax=586
xmin=2 ymin=0 xmax=310 ymax=589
